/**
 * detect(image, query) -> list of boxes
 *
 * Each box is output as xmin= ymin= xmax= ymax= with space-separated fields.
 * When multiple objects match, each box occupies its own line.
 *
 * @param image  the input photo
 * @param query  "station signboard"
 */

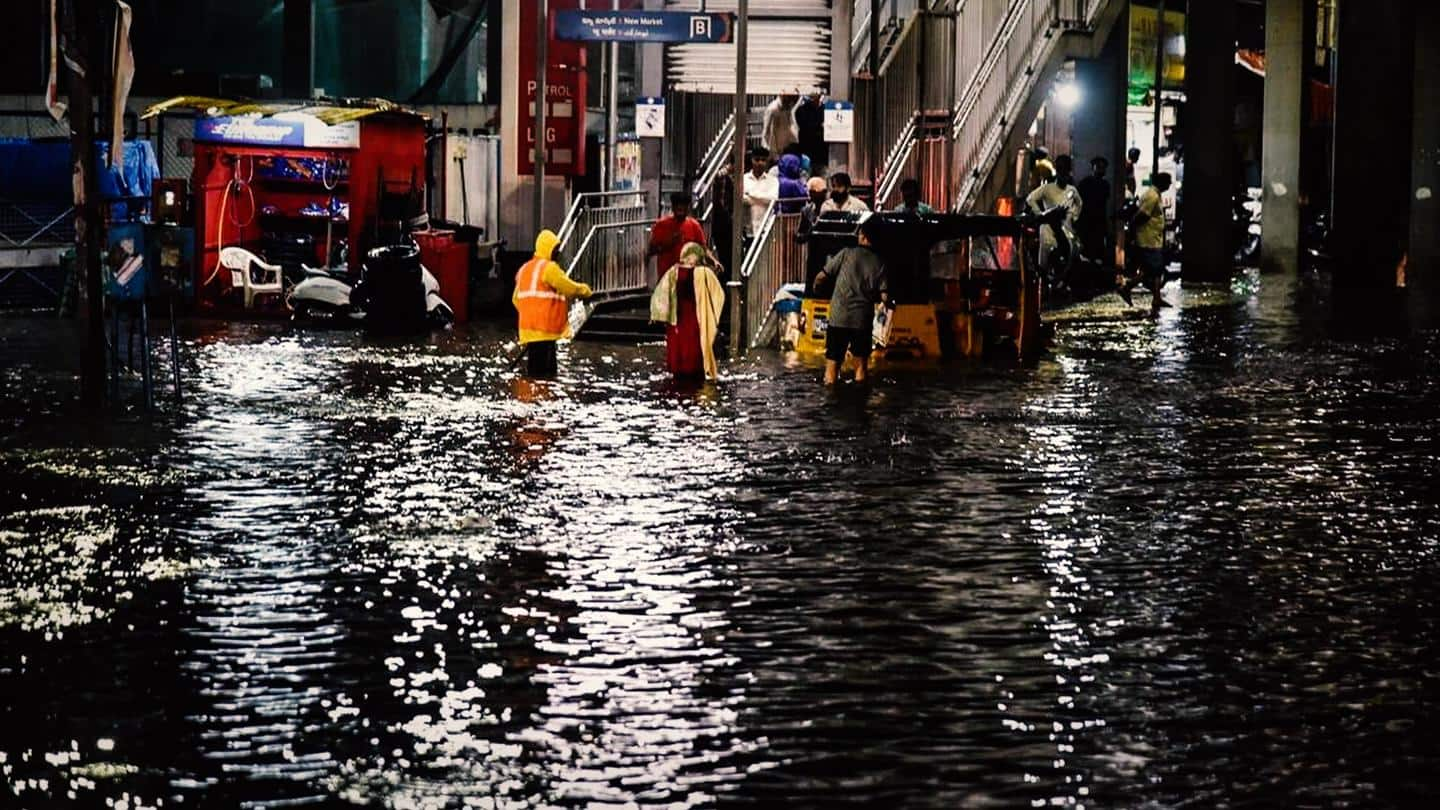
xmin=554 ymin=10 xmax=734 ymax=43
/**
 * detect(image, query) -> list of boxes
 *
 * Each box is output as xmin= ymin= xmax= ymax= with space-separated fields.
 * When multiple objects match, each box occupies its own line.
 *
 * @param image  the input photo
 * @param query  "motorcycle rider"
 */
xmin=513 ymin=229 xmax=593 ymax=378
xmin=1026 ymin=154 xmax=1083 ymax=284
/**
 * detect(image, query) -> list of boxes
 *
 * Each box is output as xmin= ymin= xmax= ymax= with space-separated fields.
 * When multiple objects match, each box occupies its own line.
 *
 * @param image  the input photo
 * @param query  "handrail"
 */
xmin=691 ymin=112 xmax=737 ymax=205
xmin=556 ymin=190 xmax=649 ymax=252
xmin=876 ymin=132 xmax=919 ymax=207
xmin=949 ymin=0 xmax=1107 ymax=212
xmin=571 ymin=217 xmax=654 ymax=272
xmin=739 ymin=200 xmax=779 ymax=281
xmin=876 ymin=13 xmax=920 ymax=78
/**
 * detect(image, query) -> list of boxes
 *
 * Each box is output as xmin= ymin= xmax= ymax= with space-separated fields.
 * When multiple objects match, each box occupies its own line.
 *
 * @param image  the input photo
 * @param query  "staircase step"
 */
xmin=575 ymin=329 xmax=665 ymax=344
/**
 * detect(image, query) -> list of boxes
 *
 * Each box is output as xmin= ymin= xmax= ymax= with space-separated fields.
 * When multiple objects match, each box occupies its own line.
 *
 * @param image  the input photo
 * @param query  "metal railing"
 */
xmin=1 ymin=201 xmax=75 ymax=248
xmin=853 ymin=0 xmax=926 ymax=75
xmin=566 ymin=218 xmax=653 ymax=300
xmin=862 ymin=7 xmax=957 ymax=211
xmin=739 ymin=201 xmax=808 ymax=349
xmin=555 ymin=191 xmax=649 ymax=265
xmin=950 ymin=0 xmax=1107 ymax=212
xmin=852 ymin=13 xmax=924 ymax=186
xmin=691 ymin=113 xmax=736 ymax=222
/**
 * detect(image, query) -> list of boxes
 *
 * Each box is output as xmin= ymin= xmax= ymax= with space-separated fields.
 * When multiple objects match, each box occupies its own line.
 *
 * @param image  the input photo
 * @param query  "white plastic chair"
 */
xmin=219 ymin=247 xmax=285 ymax=309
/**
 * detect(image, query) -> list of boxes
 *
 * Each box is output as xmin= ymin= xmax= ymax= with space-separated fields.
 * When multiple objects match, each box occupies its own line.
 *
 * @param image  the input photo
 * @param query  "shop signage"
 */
xmin=1128 ymin=5 xmax=1187 ymax=106
xmin=554 ymin=10 xmax=734 ymax=43
xmin=613 ymin=136 xmax=641 ymax=191
xmin=518 ymin=0 xmax=587 ymax=176
xmin=823 ymin=101 xmax=854 ymax=143
xmin=193 ymin=115 xmax=361 ymax=149
xmin=636 ymin=97 xmax=665 ymax=138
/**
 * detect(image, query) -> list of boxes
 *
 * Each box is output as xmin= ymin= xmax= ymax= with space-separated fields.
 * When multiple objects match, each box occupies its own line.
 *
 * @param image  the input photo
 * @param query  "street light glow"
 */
xmin=1055 ymin=81 xmax=1082 ymax=109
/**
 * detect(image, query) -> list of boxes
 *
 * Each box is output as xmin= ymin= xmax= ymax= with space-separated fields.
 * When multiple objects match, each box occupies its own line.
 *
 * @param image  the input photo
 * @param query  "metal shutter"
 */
xmin=664 ymin=0 xmax=832 ymax=16
xmin=664 ymin=0 xmax=833 ymax=95
xmin=667 ymin=20 xmax=832 ymax=94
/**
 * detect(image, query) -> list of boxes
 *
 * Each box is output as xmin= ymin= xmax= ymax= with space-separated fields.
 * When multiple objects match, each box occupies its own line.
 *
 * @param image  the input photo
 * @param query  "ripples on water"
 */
xmin=1 ymin=274 xmax=1438 ymax=808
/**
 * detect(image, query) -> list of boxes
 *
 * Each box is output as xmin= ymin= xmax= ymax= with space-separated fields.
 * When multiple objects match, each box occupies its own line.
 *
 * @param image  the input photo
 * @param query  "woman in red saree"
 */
xmin=651 ymin=242 xmax=726 ymax=380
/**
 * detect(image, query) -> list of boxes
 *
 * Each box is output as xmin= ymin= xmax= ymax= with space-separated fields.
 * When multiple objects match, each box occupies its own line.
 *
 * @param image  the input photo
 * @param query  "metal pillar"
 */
xmin=1260 ymin=0 xmax=1304 ymax=275
xmin=533 ymin=0 xmax=548 ymax=231
xmin=729 ymin=0 xmax=748 ymax=356
xmin=869 ymin=0 xmax=882 ymax=194
xmin=1151 ymin=0 xmax=1165 ymax=180
xmin=62 ymin=0 xmax=105 ymax=406
xmin=603 ymin=0 xmax=620 ymax=191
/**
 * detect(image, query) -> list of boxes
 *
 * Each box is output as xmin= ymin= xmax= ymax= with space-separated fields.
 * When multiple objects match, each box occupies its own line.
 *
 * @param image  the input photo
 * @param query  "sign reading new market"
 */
xmin=554 ymin=10 xmax=734 ymax=43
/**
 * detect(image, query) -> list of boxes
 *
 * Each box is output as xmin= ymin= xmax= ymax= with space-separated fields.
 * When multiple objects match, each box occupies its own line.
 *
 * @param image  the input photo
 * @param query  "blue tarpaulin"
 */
xmin=0 ymin=139 xmax=159 ymax=209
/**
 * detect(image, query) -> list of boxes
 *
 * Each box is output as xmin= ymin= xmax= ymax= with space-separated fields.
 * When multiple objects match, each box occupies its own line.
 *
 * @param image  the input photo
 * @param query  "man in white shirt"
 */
xmin=742 ymin=146 xmax=779 ymax=237
xmin=819 ymin=172 xmax=870 ymax=214
xmin=762 ymin=95 xmax=799 ymax=157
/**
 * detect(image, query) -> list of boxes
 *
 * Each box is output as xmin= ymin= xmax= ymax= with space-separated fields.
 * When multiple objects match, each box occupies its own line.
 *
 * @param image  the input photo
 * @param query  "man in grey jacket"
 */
xmin=813 ymin=219 xmax=891 ymax=385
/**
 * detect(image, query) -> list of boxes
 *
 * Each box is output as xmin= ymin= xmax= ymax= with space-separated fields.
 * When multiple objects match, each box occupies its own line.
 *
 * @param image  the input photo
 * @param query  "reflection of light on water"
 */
xmin=177 ymin=339 xmax=348 ymax=794
xmin=1016 ymin=353 xmax=1116 ymax=805
xmin=324 ymin=369 xmax=759 ymax=805
xmin=519 ymin=399 xmax=756 ymax=804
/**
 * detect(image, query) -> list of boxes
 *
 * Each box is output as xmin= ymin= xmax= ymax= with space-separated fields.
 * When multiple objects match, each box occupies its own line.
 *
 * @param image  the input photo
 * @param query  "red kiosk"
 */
xmin=143 ymin=97 xmax=466 ymax=319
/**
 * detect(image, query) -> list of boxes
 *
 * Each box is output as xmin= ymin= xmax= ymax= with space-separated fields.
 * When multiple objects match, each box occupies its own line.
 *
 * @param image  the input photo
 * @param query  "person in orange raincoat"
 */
xmin=513 ymin=229 xmax=592 ymax=377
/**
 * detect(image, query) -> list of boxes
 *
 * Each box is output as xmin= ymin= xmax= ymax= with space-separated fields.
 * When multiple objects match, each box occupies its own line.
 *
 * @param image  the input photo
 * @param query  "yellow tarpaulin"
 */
xmin=140 ymin=96 xmax=420 ymax=125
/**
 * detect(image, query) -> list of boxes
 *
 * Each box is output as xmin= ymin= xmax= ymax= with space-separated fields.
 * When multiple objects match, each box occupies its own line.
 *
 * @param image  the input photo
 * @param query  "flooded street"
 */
xmin=2 ymin=274 xmax=1438 ymax=808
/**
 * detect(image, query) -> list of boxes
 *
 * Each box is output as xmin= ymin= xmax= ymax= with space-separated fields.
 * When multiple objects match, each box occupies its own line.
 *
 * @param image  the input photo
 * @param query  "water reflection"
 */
xmin=1 ymin=275 xmax=1438 ymax=806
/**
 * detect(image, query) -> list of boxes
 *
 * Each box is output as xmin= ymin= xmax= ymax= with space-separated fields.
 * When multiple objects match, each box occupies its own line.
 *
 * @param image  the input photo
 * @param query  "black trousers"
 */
xmin=525 ymin=341 xmax=558 ymax=378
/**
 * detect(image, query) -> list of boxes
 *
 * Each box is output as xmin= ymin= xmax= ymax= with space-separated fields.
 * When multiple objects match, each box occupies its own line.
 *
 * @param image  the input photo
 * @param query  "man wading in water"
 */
xmin=814 ymin=217 xmax=891 ymax=385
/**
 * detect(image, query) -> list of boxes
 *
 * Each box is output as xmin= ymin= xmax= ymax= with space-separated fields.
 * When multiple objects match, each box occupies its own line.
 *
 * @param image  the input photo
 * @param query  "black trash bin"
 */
xmin=359 ymin=244 xmax=426 ymax=334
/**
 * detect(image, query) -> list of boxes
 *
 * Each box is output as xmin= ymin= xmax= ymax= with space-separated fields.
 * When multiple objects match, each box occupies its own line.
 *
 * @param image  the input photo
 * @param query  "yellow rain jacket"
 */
xmin=513 ymin=229 xmax=592 ymax=344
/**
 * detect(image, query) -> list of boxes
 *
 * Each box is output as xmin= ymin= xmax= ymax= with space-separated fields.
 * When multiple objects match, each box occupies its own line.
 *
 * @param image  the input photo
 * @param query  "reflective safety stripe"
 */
xmin=515 ymin=256 xmax=570 ymax=339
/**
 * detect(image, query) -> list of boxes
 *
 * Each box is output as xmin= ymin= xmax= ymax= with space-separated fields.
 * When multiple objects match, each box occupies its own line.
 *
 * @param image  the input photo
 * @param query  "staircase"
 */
xmin=948 ymin=0 xmax=1127 ymax=213
xmin=846 ymin=0 xmax=1126 ymax=214
xmin=573 ymin=299 xmax=666 ymax=344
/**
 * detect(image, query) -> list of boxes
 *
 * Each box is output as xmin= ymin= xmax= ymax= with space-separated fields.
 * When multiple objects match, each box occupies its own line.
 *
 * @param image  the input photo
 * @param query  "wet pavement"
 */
xmin=1 ymin=274 xmax=1438 ymax=808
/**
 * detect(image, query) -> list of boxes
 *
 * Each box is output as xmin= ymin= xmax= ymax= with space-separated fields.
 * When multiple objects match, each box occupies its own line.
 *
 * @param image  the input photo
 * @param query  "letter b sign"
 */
xmin=689 ymin=15 xmax=711 ymax=40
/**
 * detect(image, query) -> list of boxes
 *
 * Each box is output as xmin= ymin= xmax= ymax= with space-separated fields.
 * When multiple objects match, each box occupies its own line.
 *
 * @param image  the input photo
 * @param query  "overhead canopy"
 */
xmin=140 ymin=96 xmax=425 ymax=125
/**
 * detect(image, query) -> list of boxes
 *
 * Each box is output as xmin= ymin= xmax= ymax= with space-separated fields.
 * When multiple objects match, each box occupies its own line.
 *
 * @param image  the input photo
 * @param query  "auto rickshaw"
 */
xmin=786 ymin=210 xmax=1050 ymax=363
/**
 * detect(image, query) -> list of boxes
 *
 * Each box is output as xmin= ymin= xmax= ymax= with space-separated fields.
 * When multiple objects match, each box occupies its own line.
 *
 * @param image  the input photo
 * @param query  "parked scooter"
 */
xmin=288 ymin=243 xmax=454 ymax=328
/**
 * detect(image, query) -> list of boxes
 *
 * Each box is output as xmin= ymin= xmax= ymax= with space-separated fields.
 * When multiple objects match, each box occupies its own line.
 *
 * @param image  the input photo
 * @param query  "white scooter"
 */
xmin=288 ymin=262 xmax=454 ymax=327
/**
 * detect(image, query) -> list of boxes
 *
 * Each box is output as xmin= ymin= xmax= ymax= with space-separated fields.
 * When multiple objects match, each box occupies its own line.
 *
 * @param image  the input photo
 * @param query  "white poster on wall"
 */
xmin=636 ymin=97 xmax=666 ymax=138
xmin=823 ymin=101 xmax=854 ymax=143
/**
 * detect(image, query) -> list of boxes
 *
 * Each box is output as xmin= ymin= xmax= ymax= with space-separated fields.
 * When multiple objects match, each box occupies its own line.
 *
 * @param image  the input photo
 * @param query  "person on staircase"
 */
xmin=648 ymin=192 xmax=709 ymax=287
xmin=762 ymin=94 xmax=800 ymax=157
xmin=651 ymin=242 xmax=726 ymax=382
xmin=513 ymin=229 xmax=593 ymax=378
xmin=820 ymin=172 xmax=870 ymax=215
xmin=795 ymin=92 xmax=829 ymax=177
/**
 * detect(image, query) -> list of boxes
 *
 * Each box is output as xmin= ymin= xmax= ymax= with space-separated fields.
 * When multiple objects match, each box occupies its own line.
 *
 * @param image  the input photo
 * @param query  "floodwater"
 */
xmin=1 ymin=273 xmax=1438 ymax=808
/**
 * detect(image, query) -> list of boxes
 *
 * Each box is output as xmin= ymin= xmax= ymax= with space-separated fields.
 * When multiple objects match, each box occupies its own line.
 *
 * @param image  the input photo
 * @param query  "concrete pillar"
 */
xmin=831 ymin=0 xmax=853 ymax=101
xmin=499 ymin=0 xmax=569 ymax=246
xmin=828 ymin=1 xmax=854 ymax=173
xmin=1180 ymin=0 xmax=1237 ymax=283
xmin=1408 ymin=4 xmax=1440 ymax=326
xmin=1260 ymin=0 xmax=1303 ymax=275
xmin=1331 ymin=0 xmax=1414 ymax=297
xmin=1070 ymin=11 xmax=1128 ymax=221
